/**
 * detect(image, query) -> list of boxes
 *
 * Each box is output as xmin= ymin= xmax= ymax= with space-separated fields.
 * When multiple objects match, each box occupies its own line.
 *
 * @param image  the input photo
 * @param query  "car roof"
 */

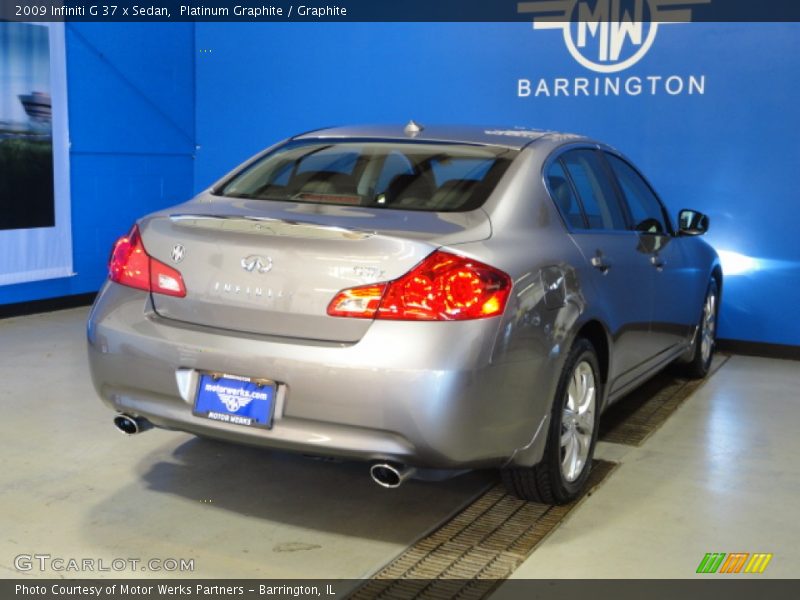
xmin=292 ymin=124 xmax=589 ymax=150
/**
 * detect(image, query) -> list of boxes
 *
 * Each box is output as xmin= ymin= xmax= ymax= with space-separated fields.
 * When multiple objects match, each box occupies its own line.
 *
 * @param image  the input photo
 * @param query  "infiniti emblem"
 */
xmin=171 ymin=244 xmax=186 ymax=263
xmin=241 ymin=255 xmax=273 ymax=274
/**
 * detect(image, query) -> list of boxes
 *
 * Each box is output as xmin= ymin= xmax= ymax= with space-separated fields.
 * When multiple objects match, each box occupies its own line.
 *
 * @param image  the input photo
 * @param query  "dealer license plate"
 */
xmin=193 ymin=373 xmax=275 ymax=429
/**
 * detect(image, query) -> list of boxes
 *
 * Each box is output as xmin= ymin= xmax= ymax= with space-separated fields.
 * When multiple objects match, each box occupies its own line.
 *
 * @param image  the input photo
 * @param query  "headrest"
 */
xmin=427 ymin=179 xmax=480 ymax=210
xmin=291 ymin=170 xmax=357 ymax=195
xmin=384 ymin=174 xmax=436 ymax=206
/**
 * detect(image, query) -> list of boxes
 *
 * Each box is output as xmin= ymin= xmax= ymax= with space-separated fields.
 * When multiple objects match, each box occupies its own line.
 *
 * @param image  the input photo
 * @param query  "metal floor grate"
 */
xmin=349 ymin=461 xmax=616 ymax=600
xmin=599 ymin=354 xmax=730 ymax=446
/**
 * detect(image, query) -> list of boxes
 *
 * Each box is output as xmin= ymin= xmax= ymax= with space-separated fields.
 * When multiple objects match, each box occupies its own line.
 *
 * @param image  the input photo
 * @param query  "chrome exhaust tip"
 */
xmin=369 ymin=462 xmax=416 ymax=489
xmin=113 ymin=414 xmax=152 ymax=435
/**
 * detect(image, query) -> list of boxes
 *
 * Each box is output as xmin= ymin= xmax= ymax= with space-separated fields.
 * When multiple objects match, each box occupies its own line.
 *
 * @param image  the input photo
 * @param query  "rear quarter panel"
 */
xmin=449 ymin=145 xmax=594 ymax=467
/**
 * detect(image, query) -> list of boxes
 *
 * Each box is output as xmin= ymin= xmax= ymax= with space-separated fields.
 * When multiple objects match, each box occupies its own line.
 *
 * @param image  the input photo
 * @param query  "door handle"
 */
xmin=591 ymin=255 xmax=611 ymax=273
xmin=650 ymin=255 xmax=666 ymax=270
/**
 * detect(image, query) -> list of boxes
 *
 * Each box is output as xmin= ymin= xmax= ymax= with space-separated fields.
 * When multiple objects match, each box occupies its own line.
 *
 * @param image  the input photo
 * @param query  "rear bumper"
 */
xmin=87 ymin=283 xmax=552 ymax=468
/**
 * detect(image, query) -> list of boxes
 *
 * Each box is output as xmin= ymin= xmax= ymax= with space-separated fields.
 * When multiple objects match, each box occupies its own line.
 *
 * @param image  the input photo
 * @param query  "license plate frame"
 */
xmin=193 ymin=372 xmax=276 ymax=429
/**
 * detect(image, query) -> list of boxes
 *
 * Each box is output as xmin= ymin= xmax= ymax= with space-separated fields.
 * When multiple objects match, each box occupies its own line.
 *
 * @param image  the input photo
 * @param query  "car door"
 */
xmin=549 ymin=148 xmax=658 ymax=390
xmin=602 ymin=152 xmax=698 ymax=355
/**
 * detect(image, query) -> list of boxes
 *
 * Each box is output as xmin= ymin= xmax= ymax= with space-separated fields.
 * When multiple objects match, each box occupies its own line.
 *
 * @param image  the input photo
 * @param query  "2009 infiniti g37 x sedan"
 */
xmin=87 ymin=123 xmax=721 ymax=503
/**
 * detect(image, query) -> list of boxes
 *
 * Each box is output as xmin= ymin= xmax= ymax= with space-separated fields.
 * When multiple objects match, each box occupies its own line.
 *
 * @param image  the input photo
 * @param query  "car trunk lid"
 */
xmin=141 ymin=199 xmax=491 ymax=342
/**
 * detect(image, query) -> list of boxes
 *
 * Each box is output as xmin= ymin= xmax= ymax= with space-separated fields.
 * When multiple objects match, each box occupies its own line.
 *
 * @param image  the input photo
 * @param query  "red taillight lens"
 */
xmin=109 ymin=225 xmax=186 ymax=298
xmin=327 ymin=251 xmax=511 ymax=321
xmin=109 ymin=226 xmax=150 ymax=291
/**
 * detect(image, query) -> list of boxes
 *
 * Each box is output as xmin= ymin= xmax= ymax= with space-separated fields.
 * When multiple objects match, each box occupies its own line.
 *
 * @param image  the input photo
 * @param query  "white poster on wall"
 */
xmin=0 ymin=22 xmax=72 ymax=286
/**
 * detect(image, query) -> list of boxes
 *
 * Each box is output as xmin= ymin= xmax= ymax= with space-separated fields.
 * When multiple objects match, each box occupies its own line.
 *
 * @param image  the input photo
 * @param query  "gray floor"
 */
xmin=0 ymin=308 xmax=492 ymax=579
xmin=2 ymin=308 xmax=798 ymax=582
xmin=495 ymin=353 xmax=800 ymax=585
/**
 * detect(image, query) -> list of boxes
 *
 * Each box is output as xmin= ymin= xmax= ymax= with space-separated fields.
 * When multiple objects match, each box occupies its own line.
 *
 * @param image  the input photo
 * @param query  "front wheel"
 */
xmin=683 ymin=279 xmax=718 ymax=379
xmin=502 ymin=338 xmax=601 ymax=504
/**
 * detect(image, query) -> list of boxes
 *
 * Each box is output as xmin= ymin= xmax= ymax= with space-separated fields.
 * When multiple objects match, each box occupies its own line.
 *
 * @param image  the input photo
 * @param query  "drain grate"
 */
xmin=349 ymin=460 xmax=616 ymax=600
xmin=599 ymin=354 xmax=730 ymax=446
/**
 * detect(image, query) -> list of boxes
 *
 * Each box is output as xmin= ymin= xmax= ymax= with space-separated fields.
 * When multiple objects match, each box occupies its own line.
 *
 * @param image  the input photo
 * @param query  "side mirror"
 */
xmin=678 ymin=209 xmax=709 ymax=236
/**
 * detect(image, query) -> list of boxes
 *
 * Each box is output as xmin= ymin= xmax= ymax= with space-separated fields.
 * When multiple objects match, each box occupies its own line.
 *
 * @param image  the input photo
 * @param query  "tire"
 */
xmin=683 ymin=279 xmax=718 ymax=379
xmin=502 ymin=338 xmax=602 ymax=504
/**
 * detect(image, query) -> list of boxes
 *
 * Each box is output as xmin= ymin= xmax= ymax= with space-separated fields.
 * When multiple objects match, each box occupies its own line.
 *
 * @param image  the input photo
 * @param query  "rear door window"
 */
xmin=546 ymin=160 xmax=586 ymax=229
xmin=561 ymin=149 xmax=627 ymax=231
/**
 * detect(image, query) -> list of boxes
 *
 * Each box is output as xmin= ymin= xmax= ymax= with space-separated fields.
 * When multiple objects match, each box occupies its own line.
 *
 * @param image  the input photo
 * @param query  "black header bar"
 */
xmin=2 ymin=1 xmax=800 ymax=23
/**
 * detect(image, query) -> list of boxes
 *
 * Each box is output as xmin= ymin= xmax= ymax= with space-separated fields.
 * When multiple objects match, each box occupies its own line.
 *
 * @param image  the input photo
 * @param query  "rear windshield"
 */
xmin=215 ymin=141 xmax=517 ymax=212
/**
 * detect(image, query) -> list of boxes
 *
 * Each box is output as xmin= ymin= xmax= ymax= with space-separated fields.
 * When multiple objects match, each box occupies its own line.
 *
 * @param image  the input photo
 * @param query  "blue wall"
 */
xmin=193 ymin=22 xmax=800 ymax=346
xmin=2 ymin=22 xmax=798 ymax=347
xmin=0 ymin=23 xmax=195 ymax=305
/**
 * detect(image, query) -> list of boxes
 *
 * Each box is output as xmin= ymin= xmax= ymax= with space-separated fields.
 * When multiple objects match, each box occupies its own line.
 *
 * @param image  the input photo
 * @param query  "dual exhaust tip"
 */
xmin=112 ymin=415 xmax=414 ymax=489
xmin=112 ymin=414 xmax=152 ymax=435
xmin=369 ymin=462 xmax=416 ymax=489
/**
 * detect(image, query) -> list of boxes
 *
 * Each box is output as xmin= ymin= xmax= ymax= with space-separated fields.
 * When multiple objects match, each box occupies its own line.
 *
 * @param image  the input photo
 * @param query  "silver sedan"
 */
xmin=87 ymin=124 xmax=720 ymax=503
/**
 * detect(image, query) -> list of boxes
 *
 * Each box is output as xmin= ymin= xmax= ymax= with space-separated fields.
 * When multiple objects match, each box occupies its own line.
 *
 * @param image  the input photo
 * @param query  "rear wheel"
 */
xmin=502 ymin=338 xmax=601 ymax=504
xmin=683 ymin=279 xmax=718 ymax=379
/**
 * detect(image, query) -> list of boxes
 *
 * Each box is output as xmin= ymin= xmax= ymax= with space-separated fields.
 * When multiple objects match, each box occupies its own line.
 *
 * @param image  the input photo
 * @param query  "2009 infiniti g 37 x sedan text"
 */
xmin=87 ymin=123 xmax=721 ymax=503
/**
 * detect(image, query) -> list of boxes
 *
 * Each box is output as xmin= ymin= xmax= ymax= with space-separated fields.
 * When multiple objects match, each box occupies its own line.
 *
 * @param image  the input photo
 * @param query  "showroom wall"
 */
xmin=0 ymin=23 xmax=195 ymax=305
xmin=193 ymin=22 xmax=800 ymax=346
xmin=2 ymin=22 xmax=798 ymax=348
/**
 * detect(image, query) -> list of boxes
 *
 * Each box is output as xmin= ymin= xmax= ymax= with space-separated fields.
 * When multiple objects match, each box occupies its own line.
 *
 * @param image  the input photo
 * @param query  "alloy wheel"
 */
xmin=700 ymin=290 xmax=717 ymax=364
xmin=560 ymin=360 xmax=596 ymax=483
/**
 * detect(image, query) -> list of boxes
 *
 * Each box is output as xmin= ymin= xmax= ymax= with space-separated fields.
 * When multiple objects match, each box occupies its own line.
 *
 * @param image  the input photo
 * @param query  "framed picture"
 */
xmin=0 ymin=22 xmax=72 ymax=285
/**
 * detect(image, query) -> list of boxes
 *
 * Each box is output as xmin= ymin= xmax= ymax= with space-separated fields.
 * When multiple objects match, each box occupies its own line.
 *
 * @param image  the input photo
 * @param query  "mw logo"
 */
xmin=696 ymin=552 xmax=773 ymax=574
xmin=518 ymin=0 xmax=711 ymax=73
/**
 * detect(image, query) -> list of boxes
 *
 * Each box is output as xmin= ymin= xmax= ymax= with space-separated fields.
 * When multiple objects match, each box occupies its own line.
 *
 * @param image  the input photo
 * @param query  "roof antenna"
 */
xmin=404 ymin=120 xmax=423 ymax=137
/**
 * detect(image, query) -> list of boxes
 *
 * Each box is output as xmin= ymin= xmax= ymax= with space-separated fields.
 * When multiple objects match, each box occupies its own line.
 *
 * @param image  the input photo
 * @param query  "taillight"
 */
xmin=109 ymin=226 xmax=149 ymax=292
xmin=327 ymin=251 xmax=511 ymax=321
xmin=109 ymin=225 xmax=186 ymax=298
xmin=326 ymin=284 xmax=387 ymax=318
